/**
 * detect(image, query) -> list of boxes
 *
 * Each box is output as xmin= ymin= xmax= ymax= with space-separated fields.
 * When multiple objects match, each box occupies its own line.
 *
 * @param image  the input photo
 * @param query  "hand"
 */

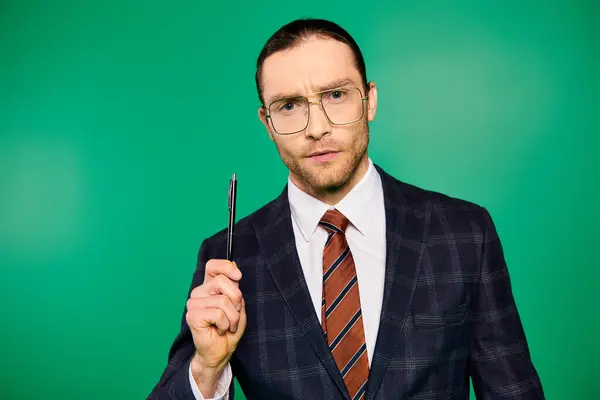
xmin=186 ymin=259 xmax=246 ymax=395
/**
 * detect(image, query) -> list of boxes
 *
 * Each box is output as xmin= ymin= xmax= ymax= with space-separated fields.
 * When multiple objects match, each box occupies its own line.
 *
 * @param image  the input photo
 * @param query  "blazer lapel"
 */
xmin=365 ymin=166 xmax=431 ymax=399
xmin=254 ymin=188 xmax=351 ymax=400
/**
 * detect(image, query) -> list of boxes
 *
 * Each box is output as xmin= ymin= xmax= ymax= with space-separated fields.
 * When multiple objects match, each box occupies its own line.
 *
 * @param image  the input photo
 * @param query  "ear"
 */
xmin=258 ymin=106 xmax=275 ymax=141
xmin=366 ymin=82 xmax=378 ymax=122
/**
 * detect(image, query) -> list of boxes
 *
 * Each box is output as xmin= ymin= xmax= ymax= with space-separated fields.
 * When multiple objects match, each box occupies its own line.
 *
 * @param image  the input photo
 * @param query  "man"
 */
xmin=148 ymin=18 xmax=544 ymax=400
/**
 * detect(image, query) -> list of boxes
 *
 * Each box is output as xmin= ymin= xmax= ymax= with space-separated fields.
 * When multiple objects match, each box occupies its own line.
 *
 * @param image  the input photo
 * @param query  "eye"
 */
xmin=331 ymin=90 xmax=344 ymax=99
xmin=281 ymin=102 xmax=295 ymax=111
xmin=325 ymin=89 xmax=347 ymax=102
xmin=273 ymin=99 xmax=303 ymax=113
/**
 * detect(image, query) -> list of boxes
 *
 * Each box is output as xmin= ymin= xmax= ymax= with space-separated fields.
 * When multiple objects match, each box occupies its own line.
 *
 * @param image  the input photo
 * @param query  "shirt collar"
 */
xmin=287 ymin=158 xmax=381 ymax=242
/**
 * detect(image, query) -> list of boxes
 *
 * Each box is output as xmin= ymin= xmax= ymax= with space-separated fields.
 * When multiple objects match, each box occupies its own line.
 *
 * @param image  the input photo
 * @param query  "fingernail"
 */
xmin=236 ymin=302 xmax=242 ymax=311
xmin=232 ymin=325 xmax=237 ymax=333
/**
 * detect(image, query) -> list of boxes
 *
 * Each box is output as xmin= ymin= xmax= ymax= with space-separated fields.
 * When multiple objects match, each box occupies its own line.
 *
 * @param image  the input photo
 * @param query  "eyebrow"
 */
xmin=268 ymin=78 xmax=356 ymax=103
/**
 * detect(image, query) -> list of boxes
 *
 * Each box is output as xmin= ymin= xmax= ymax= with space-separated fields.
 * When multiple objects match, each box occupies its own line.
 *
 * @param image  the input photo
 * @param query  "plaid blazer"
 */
xmin=148 ymin=165 xmax=544 ymax=399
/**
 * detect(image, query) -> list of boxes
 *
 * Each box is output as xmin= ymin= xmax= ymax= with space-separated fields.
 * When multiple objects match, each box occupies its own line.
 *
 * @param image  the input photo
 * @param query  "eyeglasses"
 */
xmin=265 ymin=87 xmax=368 ymax=135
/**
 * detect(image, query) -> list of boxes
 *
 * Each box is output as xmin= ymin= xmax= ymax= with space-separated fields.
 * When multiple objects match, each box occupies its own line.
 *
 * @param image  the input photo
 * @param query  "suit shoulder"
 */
xmin=400 ymin=181 xmax=499 ymax=243
xmin=389 ymin=175 xmax=493 ymax=226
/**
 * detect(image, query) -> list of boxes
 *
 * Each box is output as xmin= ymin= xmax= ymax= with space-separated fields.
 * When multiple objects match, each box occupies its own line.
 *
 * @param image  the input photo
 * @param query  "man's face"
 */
xmin=258 ymin=37 xmax=378 ymax=196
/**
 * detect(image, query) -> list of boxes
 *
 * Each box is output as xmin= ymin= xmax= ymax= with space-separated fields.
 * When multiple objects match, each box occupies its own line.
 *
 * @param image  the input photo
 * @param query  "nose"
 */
xmin=305 ymin=101 xmax=331 ymax=139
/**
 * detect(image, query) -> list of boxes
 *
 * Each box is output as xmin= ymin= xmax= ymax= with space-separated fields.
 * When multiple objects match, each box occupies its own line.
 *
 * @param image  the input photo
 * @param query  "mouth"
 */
xmin=307 ymin=150 xmax=340 ymax=163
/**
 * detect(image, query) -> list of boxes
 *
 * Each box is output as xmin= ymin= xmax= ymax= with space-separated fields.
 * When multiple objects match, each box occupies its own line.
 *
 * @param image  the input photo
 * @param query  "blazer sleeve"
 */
xmin=468 ymin=208 xmax=545 ymax=399
xmin=147 ymin=239 xmax=236 ymax=399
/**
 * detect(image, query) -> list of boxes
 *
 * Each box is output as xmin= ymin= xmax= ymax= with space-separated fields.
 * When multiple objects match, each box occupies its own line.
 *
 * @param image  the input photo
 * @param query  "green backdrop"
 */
xmin=1 ymin=1 xmax=598 ymax=399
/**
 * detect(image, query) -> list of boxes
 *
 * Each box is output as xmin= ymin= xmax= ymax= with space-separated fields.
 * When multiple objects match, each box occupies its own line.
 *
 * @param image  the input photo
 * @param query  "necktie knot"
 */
xmin=319 ymin=209 xmax=349 ymax=233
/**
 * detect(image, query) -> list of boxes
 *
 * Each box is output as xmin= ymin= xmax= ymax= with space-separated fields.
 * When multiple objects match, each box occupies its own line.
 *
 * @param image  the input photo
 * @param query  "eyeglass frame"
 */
xmin=263 ymin=85 xmax=369 ymax=135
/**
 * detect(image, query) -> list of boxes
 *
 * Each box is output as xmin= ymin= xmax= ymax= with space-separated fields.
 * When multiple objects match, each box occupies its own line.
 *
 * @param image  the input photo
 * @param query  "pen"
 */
xmin=227 ymin=173 xmax=237 ymax=261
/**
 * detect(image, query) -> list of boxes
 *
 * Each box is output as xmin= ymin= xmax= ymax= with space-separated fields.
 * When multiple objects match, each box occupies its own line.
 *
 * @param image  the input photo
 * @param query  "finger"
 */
xmin=190 ymin=275 xmax=243 ymax=310
xmin=233 ymin=297 xmax=247 ymax=339
xmin=190 ymin=276 xmax=243 ymax=312
xmin=205 ymin=259 xmax=242 ymax=283
xmin=187 ymin=308 xmax=229 ymax=336
xmin=187 ymin=295 xmax=241 ymax=333
xmin=190 ymin=283 xmax=210 ymax=299
xmin=207 ymin=274 xmax=243 ymax=308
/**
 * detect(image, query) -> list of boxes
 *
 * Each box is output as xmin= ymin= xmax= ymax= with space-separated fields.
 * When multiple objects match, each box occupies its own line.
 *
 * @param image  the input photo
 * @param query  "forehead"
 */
xmin=261 ymin=37 xmax=362 ymax=103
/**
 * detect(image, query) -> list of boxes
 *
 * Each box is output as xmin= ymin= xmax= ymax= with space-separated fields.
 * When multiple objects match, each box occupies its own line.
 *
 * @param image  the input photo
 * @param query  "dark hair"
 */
xmin=255 ymin=18 xmax=368 ymax=104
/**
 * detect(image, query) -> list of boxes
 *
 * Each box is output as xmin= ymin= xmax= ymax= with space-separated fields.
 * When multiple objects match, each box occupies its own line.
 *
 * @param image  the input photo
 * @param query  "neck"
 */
xmin=296 ymin=155 xmax=370 ymax=206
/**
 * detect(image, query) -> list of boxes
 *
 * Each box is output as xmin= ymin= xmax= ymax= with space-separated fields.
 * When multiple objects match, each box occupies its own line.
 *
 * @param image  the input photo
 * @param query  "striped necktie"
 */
xmin=319 ymin=209 xmax=369 ymax=400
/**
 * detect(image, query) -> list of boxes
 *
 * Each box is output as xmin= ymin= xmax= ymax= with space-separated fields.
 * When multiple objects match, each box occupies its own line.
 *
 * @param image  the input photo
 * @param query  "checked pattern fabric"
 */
xmin=319 ymin=209 xmax=369 ymax=400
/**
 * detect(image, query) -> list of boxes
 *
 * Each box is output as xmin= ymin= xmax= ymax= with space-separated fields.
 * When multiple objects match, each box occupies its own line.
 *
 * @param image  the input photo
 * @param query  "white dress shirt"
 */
xmin=189 ymin=158 xmax=387 ymax=399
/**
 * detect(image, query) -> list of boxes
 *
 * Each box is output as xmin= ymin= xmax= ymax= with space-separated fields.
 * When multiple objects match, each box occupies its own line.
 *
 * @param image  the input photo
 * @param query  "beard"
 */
xmin=275 ymin=119 xmax=370 ymax=197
